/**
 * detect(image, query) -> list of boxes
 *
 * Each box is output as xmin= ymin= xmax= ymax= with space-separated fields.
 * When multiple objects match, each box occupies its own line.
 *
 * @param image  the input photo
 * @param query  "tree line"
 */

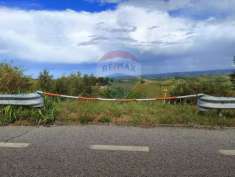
xmin=0 ymin=63 xmax=235 ymax=97
xmin=0 ymin=63 xmax=112 ymax=96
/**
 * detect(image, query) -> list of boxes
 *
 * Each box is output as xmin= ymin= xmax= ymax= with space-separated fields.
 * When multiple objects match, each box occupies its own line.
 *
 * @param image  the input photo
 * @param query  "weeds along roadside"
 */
xmin=0 ymin=96 xmax=58 ymax=126
xmin=0 ymin=96 xmax=235 ymax=127
xmin=55 ymin=100 xmax=235 ymax=127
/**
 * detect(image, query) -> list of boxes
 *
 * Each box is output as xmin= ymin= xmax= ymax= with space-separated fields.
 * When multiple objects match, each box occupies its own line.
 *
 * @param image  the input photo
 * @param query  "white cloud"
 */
xmin=111 ymin=0 xmax=235 ymax=14
xmin=0 ymin=4 xmax=234 ymax=66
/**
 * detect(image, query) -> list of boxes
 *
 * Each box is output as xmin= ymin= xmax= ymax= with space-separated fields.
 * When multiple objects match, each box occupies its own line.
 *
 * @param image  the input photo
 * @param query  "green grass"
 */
xmin=55 ymin=100 xmax=235 ymax=127
xmin=1 ymin=98 xmax=235 ymax=127
xmin=0 ymin=97 xmax=56 ymax=126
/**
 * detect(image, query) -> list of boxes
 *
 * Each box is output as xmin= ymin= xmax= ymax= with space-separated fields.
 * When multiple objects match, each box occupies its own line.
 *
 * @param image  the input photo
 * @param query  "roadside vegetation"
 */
xmin=0 ymin=97 xmax=56 ymax=125
xmin=0 ymin=63 xmax=235 ymax=127
xmin=55 ymin=101 xmax=235 ymax=127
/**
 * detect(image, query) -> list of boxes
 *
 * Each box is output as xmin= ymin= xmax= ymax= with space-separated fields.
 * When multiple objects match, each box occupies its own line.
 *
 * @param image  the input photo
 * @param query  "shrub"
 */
xmin=38 ymin=69 xmax=54 ymax=92
xmin=79 ymin=114 xmax=95 ymax=124
xmin=0 ymin=63 xmax=32 ymax=93
xmin=99 ymin=116 xmax=111 ymax=123
xmin=170 ymin=76 xmax=233 ymax=97
xmin=101 ymin=87 xmax=129 ymax=98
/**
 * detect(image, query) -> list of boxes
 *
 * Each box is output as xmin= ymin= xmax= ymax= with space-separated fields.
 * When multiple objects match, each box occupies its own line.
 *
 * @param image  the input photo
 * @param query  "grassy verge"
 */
xmin=1 ymin=99 xmax=235 ymax=127
xmin=55 ymin=100 xmax=235 ymax=127
xmin=0 ymin=97 xmax=56 ymax=126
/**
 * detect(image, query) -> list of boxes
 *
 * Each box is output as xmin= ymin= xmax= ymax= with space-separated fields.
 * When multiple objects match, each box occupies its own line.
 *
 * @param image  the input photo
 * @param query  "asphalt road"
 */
xmin=0 ymin=125 xmax=234 ymax=177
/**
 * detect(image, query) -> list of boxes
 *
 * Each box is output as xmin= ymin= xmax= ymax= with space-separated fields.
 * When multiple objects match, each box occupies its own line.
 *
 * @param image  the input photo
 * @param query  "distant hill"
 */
xmin=143 ymin=69 xmax=235 ymax=79
xmin=108 ymin=69 xmax=235 ymax=80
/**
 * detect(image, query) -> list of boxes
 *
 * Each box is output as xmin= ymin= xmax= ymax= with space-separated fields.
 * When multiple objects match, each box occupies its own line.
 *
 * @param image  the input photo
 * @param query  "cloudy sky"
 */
xmin=0 ymin=0 xmax=234 ymax=77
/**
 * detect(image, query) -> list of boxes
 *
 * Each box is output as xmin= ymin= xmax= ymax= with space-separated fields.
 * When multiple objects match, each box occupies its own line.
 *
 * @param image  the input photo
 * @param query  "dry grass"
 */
xmin=55 ymin=100 xmax=235 ymax=127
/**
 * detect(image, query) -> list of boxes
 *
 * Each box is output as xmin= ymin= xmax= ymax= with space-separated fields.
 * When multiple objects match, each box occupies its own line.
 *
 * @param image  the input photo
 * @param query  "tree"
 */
xmin=67 ymin=72 xmax=83 ymax=95
xmin=170 ymin=76 xmax=233 ymax=97
xmin=230 ymin=72 xmax=235 ymax=90
xmin=38 ymin=69 xmax=54 ymax=91
xmin=0 ymin=63 xmax=31 ymax=93
xmin=82 ymin=74 xmax=92 ymax=96
xmin=55 ymin=76 xmax=69 ymax=94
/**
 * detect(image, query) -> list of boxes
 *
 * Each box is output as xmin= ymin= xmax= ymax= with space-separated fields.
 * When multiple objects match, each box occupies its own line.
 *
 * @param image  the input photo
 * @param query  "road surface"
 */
xmin=0 ymin=125 xmax=234 ymax=177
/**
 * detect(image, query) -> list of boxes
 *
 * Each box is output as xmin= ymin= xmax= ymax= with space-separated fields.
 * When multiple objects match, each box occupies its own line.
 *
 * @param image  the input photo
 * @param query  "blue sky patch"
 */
xmin=0 ymin=0 xmax=118 ymax=12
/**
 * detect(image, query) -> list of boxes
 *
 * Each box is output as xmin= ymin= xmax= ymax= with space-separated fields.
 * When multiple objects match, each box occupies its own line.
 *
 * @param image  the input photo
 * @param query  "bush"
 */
xmin=127 ymin=90 xmax=144 ymax=99
xmin=0 ymin=63 xmax=32 ymax=93
xmin=79 ymin=114 xmax=95 ymax=124
xmin=101 ymin=87 xmax=129 ymax=98
xmin=170 ymin=76 xmax=233 ymax=97
xmin=99 ymin=116 xmax=111 ymax=123
xmin=38 ymin=69 xmax=55 ymax=92
xmin=54 ymin=73 xmax=109 ymax=96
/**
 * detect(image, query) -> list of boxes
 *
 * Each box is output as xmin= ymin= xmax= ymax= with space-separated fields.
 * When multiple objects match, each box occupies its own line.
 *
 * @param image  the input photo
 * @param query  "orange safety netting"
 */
xmin=41 ymin=91 xmax=178 ymax=101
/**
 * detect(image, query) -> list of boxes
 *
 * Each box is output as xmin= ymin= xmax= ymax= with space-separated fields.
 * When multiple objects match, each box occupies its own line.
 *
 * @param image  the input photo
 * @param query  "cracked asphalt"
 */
xmin=0 ymin=125 xmax=234 ymax=177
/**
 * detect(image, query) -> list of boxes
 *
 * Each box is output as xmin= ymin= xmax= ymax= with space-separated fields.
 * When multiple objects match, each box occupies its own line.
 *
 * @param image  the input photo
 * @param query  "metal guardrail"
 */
xmin=0 ymin=92 xmax=44 ymax=107
xmin=198 ymin=95 xmax=235 ymax=111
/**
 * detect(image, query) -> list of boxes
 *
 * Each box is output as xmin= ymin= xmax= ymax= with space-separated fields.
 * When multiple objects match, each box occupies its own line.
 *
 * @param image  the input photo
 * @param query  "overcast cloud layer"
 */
xmin=0 ymin=0 xmax=235 ymax=74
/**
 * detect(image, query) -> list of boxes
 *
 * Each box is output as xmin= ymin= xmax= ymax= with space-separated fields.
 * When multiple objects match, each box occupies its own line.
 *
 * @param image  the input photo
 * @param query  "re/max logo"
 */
xmin=102 ymin=62 xmax=136 ymax=72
